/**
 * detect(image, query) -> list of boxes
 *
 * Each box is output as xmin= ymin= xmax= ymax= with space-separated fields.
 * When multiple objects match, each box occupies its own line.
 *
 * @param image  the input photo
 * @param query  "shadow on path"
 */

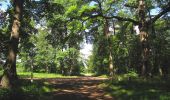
xmin=39 ymin=77 xmax=113 ymax=100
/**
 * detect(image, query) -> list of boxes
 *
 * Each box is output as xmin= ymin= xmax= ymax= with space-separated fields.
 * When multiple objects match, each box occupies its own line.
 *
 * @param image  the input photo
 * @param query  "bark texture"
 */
xmin=1 ymin=0 xmax=23 ymax=88
xmin=138 ymin=0 xmax=149 ymax=76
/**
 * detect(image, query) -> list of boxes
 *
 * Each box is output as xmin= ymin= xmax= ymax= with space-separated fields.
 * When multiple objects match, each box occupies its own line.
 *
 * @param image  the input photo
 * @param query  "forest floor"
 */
xmin=1 ymin=74 xmax=170 ymax=100
xmin=24 ymin=76 xmax=170 ymax=100
xmin=0 ymin=72 xmax=114 ymax=100
xmin=30 ymin=77 xmax=113 ymax=100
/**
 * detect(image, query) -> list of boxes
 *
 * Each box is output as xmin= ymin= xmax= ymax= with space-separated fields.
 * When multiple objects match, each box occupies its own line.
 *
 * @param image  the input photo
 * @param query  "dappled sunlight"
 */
xmin=34 ymin=77 xmax=113 ymax=100
xmin=0 ymin=76 xmax=112 ymax=100
xmin=102 ymin=79 xmax=170 ymax=100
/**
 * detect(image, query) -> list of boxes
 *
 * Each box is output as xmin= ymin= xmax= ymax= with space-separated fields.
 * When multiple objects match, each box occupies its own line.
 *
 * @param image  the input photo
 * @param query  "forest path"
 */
xmin=40 ymin=77 xmax=113 ymax=100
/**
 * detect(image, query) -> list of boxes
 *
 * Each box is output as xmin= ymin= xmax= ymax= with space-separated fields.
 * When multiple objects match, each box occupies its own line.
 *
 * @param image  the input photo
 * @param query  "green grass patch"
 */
xmin=97 ymin=74 xmax=109 ymax=78
xmin=18 ymin=72 xmax=78 ymax=79
xmin=101 ymin=78 xmax=170 ymax=100
xmin=81 ymin=72 xmax=94 ymax=76
xmin=0 ymin=79 xmax=55 ymax=100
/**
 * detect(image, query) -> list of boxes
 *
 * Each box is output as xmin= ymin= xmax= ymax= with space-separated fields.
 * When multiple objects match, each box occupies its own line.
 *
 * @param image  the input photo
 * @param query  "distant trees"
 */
xmin=17 ymin=0 xmax=84 ymax=75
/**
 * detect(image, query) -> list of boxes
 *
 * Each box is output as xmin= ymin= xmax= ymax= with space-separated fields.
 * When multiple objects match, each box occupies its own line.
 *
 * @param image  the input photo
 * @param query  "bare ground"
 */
xmin=39 ymin=77 xmax=114 ymax=100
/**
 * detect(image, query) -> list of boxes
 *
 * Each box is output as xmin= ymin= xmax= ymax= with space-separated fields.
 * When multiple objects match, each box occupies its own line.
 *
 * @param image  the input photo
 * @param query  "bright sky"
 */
xmin=80 ymin=43 xmax=92 ymax=59
xmin=0 ymin=0 xmax=9 ymax=11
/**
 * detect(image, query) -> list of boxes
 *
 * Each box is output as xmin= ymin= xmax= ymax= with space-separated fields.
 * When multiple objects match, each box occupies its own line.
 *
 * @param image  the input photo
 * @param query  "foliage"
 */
xmin=56 ymin=48 xmax=82 ymax=75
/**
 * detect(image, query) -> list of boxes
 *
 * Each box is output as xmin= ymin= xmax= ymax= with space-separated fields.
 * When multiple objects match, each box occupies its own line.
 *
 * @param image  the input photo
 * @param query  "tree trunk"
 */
xmin=1 ymin=0 xmax=23 ymax=88
xmin=138 ymin=0 xmax=149 ymax=76
xmin=46 ymin=64 xmax=49 ymax=73
xmin=109 ymin=50 xmax=114 ymax=81
xmin=31 ymin=59 xmax=34 ymax=83
xmin=104 ymin=19 xmax=114 ymax=79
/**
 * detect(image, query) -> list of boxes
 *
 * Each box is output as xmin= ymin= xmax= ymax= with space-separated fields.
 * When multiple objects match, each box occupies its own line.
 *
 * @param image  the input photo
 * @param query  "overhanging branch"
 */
xmin=86 ymin=13 xmax=139 ymax=24
xmin=102 ymin=15 xmax=139 ymax=24
xmin=150 ymin=1 xmax=170 ymax=23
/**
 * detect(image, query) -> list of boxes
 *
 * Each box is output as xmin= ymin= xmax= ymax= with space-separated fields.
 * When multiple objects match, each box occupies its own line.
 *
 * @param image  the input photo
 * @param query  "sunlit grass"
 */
xmin=100 ymin=77 xmax=170 ymax=100
xmin=18 ymin=72 xmax=78 ymax=79
xmin=82 ymin=72 xmax=94 ymax=76
xmin=97 ymin=74 xmax=108 ymax=78
xmin=0 ymin=78 xmax=55 ymax=100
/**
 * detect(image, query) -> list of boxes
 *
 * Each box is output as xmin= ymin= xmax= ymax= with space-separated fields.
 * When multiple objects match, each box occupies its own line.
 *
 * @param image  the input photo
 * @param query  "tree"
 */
xmin=1 ymin=0 xmax=24 ymax=88
xmin=44 ymin=0 xmax=85 ymax=75
xmin=81 ymin=0 xmax=170 ymax=77
xmin=137 ymin=0 xmax=170 ymax=76
xmin=33 ymin=29 xmax=55 ymax=73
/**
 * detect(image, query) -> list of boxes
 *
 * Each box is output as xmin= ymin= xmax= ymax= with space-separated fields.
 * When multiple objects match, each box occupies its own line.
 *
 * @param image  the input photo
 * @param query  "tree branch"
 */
xmin=102 ymin=15 xmax=139 ymax=24
xmin=96 ymin=0 xmax=103 ymax=15
xmin=150 ymin=1 xmax=170 ymax=23
xmin=85 ymin=13 xmax=139 ymax=24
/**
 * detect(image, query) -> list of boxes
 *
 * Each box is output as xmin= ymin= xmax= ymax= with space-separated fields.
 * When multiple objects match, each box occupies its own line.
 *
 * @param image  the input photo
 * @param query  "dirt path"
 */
xmin=40 ymin=77 xmax=113 ymax=100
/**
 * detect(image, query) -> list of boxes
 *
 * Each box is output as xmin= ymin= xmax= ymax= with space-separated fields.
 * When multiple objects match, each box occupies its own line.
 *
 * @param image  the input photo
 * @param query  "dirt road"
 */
xmin=40 ymin=77 xmax=113 ymax=100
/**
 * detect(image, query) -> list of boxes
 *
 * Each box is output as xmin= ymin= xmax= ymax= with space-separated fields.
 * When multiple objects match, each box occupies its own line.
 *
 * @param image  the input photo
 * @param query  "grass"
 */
xmin=0 ymin=71 xmax=99 ymax=100
xmin=81 ymin=72 xmax=94 ymax=76
xmin=18 ymin=72 xmax=78 ymax=79
xmin=96 ymin=74 xmax=109 ymax=78
xmin=0 ymin=71 xmax=79 ymax=100
xmin=0 ymin=78 xmax=55 ymax=100
xmin=18 ymin=72 xmax=109 ymax=79
xmin=2 ymin=71 xmax=170 ymax=100
xmin=100 ymin=77 xmax=170 ymax=100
